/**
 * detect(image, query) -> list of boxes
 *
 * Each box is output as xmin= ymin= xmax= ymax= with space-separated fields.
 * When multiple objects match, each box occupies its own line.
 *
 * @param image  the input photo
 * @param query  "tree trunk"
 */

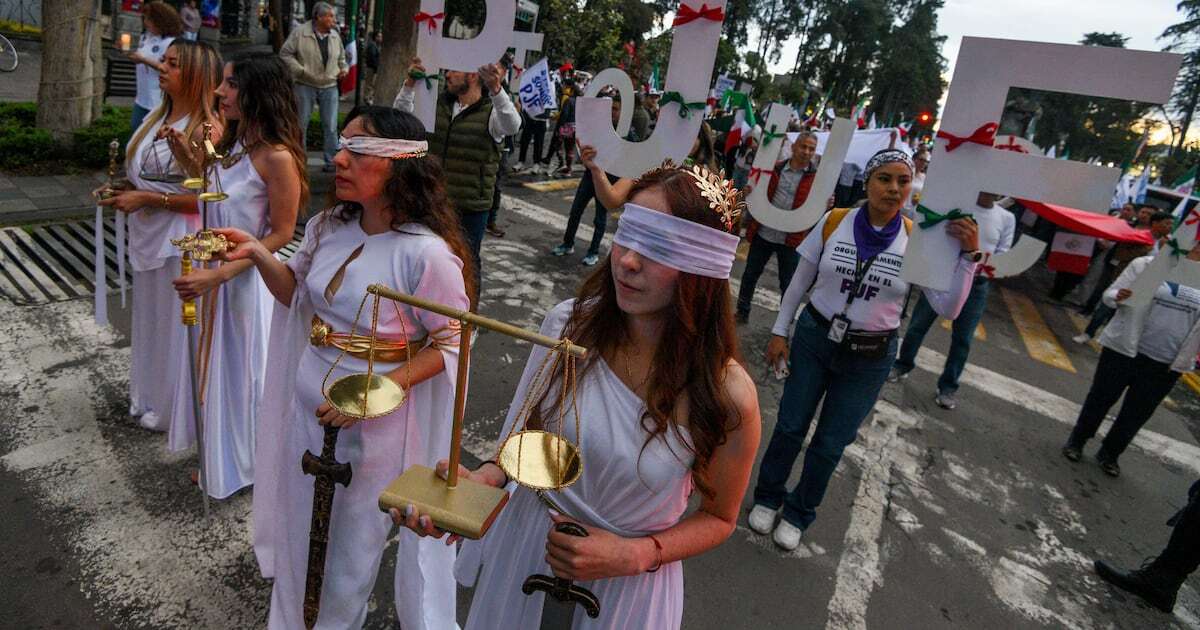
xmin=374 ymin=0 xmax=419 ymax=108
xmin=38 ymin=0 xmax=103 ymax=141
xmin=268 ymin=0 xmax=287 ymax=51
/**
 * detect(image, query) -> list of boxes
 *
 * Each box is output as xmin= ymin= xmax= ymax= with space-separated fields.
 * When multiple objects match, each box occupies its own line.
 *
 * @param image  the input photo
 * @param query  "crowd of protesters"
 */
xmin=108 ymin=2 xmax=1200 ymax=623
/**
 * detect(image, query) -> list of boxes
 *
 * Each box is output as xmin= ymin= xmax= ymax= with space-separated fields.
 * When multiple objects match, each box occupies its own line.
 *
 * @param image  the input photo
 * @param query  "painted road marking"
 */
xmin=940 ymin=317 xmax=987 ymax=341
xmin=998 ymin=287 xmax=1075 ymax=373
xmin=827 ymin=399 xmax=921 ymax=630
xmin=914 ymin=346 xmax=1200 ymax=476
xmin=522 ymin=179 xmax=580 ymax=192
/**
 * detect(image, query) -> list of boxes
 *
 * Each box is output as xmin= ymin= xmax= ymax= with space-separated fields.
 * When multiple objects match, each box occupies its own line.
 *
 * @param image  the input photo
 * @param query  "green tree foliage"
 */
xmin=804 ymin=0 xmax=894 ymax=112
xmin=868 ymin=0 xmax=946 ymax=127
xmin=540 ymin=0 xmax=625 ymax=70
xmin=1161 ymin=0 xmax=1200 ymax=155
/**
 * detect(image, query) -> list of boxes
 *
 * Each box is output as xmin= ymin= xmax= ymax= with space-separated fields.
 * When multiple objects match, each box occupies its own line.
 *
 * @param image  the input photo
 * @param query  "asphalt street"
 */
xmin=1 ymin=169 xmax=1199 ymax=629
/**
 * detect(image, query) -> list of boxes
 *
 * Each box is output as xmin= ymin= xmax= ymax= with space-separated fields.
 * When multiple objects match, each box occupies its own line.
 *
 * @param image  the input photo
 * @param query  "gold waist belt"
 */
xmin=310 ymin=315 xmax=425 ymax=362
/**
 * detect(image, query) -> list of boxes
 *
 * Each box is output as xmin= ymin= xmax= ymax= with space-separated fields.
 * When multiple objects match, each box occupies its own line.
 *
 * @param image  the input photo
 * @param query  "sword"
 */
xmin=301 ymin=424 xmax=352 ymax=629
xmin=522 ymin=491 xmax=601 ymax=622
xmin=181 ymin=251 xmax=210 ymax=517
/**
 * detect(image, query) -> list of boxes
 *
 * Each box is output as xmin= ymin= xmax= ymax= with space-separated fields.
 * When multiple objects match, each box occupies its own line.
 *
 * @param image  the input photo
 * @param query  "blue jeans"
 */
xmin=1085 ymin=304 xmax=1114 ymax=337
xmin=296 ymin=83 xmax=339 ymax=165
xmin=736 ymin=234 xmax=799 ymax=316
xmin=752 ymin=307 xmax=897 ymax=530
xmin=131 ymin=103 xmax=152 ymax=131
xmin=460 ymin=210 xmax=489 ymax=298
xmin=561 ymin=172 xmax=616 ymax=256
xmin=894 ymin=278 xmax=990 ymax=394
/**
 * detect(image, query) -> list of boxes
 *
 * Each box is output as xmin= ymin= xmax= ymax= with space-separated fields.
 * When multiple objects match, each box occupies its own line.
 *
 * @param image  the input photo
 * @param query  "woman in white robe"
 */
xmin=396 ymin=164 xmax=763 ymax=630
xmin=99 ymin=39 xmax=223 ymax=432
xmin=217 ymin=106 xmax=472 ymax=629
xmin=165 ymin=54 xmax=305 ymax=499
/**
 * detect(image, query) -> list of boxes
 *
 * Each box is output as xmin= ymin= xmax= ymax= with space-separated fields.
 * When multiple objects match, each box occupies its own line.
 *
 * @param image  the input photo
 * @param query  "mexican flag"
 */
xmin=719 ymin=90 xmax=757 ymax=153
xmin=851 ymin=96 xmax=869 ymax=128
xmin=1047 ymin=232 xmax=1096 ymax=276
xmin=1172 ymin=165 xmax=1198 ymax=196
xmin=897 ymin=120 xmax=913 ymax=138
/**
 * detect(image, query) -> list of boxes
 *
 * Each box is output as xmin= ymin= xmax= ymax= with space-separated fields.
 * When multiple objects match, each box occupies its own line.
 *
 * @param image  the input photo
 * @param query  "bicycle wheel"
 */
xmin=0 ymin=34 xmax=18 ymax=73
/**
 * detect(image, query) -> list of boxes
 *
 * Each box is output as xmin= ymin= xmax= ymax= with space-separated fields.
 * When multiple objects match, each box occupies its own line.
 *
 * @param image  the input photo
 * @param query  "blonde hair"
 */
xmin=127 ymin=40 xmax=224 ymax=169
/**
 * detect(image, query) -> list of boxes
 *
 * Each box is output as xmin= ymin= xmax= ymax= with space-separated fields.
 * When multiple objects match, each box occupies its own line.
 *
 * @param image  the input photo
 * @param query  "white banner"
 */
xmin=517 ymin=58 xmax=556 ymax=118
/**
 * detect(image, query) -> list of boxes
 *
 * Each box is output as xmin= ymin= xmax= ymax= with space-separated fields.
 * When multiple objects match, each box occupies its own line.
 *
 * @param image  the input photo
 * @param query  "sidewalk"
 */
xmin=0 ymin=154 xmax=335 ymax=226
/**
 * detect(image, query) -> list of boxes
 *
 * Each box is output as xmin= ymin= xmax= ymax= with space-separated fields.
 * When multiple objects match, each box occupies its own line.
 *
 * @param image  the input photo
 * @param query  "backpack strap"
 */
xmin=822 ymin=207 xmax=914 ymax=242
xmin=822 ymin=207 xmax=852 ymax=243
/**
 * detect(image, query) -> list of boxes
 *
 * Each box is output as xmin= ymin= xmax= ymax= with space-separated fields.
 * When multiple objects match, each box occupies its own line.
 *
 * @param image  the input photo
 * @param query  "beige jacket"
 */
xmin=280 ymin=21 xmax=347 ymax=89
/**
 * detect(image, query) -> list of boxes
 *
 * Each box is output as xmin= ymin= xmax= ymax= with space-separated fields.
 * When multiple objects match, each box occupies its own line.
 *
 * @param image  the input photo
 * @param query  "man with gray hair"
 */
xmin=280 ymin=2 xmax=347 ymax=171
xmin=736 ymin=130 xmax=824 ymax=323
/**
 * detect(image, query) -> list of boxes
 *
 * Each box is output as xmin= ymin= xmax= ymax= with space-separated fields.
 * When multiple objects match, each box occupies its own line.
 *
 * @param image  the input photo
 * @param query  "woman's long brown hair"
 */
xmin=533 ymin=167 xmax=744 ymax=498
xmin=216 ymin=54 xmax=310 ymax=211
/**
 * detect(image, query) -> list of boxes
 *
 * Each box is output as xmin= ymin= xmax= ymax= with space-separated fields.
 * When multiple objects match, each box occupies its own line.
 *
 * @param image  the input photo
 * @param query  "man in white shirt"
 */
xmin=394 ymin=56 xmax=521 ymax=297
xmin=890 ymin=191 xmax=1016 ymax=409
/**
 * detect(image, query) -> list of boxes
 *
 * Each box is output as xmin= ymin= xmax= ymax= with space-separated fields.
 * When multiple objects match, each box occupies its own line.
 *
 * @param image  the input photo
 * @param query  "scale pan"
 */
xmin=497 ymin=430 xmax=582 ymax=490
xmin=325 ymin=373 xmax=406 ymax=419
xmin=199 ymin=192 xmax=229 ymax=202
xmin=183 ymin=177 xmax=204 ymax=190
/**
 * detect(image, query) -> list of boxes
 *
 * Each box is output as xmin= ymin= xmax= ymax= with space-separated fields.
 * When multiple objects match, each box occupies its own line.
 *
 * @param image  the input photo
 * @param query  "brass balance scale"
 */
xmin=169 ymin=122 xmax=231 ymax=517
xmin=301 ymin=283 xmax=599 ymax=627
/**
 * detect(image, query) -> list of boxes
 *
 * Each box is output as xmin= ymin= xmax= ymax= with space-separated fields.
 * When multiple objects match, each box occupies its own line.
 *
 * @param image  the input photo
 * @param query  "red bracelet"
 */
xmin=646 ymin=534 xmax=663 ymax=573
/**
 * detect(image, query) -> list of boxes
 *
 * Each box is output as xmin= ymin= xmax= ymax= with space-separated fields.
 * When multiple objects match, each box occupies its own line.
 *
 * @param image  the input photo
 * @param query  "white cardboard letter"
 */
xmin=903 ymin=37 xmax=1181 ymax=291
xmin=746 ymin=104 xmax=852 ymax=232
xmin=412 ymin=0 xmax=537 ymax=130
xmin=574 ymin=1 xmax=725 ymax=178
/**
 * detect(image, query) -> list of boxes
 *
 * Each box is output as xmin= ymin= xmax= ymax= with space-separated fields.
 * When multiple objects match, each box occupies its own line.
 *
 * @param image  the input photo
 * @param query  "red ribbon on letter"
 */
xmin=936 ymin=122 xmax=999 ymax=152
xmin=413 ymin=11 xmax=444 ymax=34
xmin=1186 ymin=208 xmax=1199 ymax=226
xmin=977 ymin=253 xmax=995 ymax=278
xmin=749 ymin=167 xmax=771 ymax=185
xmin=673 ymin=3 xmax=724 ymax=27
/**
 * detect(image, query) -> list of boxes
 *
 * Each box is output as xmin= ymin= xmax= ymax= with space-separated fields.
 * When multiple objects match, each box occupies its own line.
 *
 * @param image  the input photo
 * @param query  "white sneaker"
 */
xmin=1072 ymin=333 xmax=1091 ymax=344
xmin=772 ymin=520 xmax=803 ymax=550
xmin=748 ymin=504 xmax=777 ymax=534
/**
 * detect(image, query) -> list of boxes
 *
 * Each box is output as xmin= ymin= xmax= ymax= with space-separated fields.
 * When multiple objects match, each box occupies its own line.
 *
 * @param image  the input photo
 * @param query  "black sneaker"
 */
xmin=1094 ymin=559 xmax=1179 ymax=613
xmin=1061 ymin=443 xmax=1083 ymax=462
xmin=1097 ymin=454 xmax=1121 ymax=477
xmin=735 ymin=311 xmax=749 ymax=325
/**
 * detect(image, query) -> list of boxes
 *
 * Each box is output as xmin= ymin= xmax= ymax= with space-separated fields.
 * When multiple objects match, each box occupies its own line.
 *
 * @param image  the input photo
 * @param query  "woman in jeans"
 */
xmin=748 ymin=149 xmax=981 ymax=550
xmin=1062 ymin=245 xmax=1200 ymax=477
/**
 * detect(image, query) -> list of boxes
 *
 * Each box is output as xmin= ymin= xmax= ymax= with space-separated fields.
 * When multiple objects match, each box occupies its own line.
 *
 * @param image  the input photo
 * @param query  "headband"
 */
xmin=338 ymin=136 xmax=429 ymax=159
xmin=613 ymin=203 xmax=740 ymax=279
xmin=865 ymin=149 xmax=914 ymax=178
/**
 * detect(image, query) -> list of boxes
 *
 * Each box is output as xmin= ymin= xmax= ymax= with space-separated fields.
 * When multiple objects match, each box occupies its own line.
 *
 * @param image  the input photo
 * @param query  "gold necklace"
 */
xmin=619 ymin=344 xmax=649 ymax=391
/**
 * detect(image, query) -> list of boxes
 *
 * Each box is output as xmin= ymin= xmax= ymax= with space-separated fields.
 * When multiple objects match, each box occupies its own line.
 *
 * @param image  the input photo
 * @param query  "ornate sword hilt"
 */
xmin=521 ymin=521 xmax=602 ymax=619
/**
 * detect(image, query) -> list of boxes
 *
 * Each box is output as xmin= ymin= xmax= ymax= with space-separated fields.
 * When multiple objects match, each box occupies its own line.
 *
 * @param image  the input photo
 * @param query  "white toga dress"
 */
xmin=456 ymin=299 xmax=696 ymax=630
xmin=125 ymin=115 xmax=198 ymax=431
xmin=165 ymin=143 xmax=272 ymax=498
xmin=254 ymin=212 xmax=464 ymax=630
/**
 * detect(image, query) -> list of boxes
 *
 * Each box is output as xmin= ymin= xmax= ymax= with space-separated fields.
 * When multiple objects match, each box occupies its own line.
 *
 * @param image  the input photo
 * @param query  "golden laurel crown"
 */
xmin=641 ymin=159 xmax=745 ymax=231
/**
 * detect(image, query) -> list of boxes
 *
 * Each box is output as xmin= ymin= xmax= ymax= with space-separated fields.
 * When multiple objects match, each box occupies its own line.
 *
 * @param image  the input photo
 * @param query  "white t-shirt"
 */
xmin=135 ymin=33 xmax=175 ymax=110
xmin=1138 ymin=282 xmax=1200 ymax=364
xmin=796 ymin=208 xmax=912 ymax=332
xmin=971 ymin=202 xmax=1016 ymax=256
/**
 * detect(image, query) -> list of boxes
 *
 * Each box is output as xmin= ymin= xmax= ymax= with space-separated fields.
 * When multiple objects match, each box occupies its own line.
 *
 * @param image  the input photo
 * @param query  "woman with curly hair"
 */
xmin=98 ymin=39 xmax=223 ymax=435
xmin=217 ymin=106 xmax=472 ymax=629
xmin=160 ymin=53 xmax=305 ymax=499
xmin=395 ymin=162 xmax=762 ymax=630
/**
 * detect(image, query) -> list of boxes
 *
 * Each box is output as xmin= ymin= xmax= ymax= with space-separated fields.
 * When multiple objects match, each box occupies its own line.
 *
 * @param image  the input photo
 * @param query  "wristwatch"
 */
xmin=960 ymin=249 xmax=984 ymax=263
